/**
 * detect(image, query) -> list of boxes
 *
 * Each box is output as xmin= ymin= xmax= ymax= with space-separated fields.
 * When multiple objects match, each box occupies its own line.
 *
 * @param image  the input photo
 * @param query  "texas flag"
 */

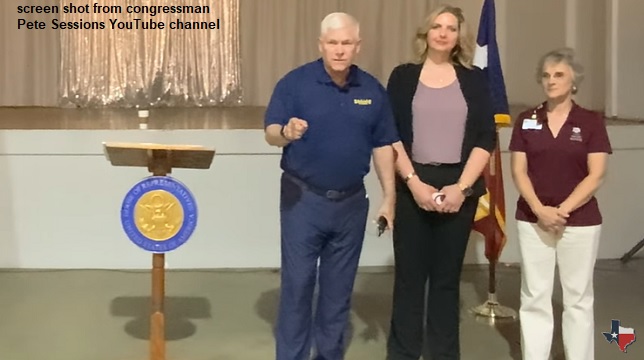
xmin=472 ymin=0 xmax=510 ymax=126
xmin=602 ymin=319 xmax=637 ymax=353
xmin=471 ymin=0 xmax=510 ymax=264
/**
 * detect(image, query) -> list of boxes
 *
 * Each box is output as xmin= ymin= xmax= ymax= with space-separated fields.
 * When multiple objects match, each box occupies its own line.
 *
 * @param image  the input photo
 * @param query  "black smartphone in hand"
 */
xmin=377 ymin=216 xmax=388 ymax=237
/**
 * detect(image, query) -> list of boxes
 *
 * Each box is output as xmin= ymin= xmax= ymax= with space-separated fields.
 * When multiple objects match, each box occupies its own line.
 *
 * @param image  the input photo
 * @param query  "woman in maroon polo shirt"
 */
xmin=509 ymin=47 xmax=612 ymax=360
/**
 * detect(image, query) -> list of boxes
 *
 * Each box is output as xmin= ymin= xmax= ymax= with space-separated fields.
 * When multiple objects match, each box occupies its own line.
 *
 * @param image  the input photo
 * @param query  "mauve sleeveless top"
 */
xmin=411 ymin=79 xmax=468 ymax=164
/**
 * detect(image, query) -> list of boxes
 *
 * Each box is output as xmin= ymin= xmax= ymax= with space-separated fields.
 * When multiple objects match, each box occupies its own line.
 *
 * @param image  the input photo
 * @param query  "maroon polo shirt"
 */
xmin=508 ymin=101 xmax=612 ymax=226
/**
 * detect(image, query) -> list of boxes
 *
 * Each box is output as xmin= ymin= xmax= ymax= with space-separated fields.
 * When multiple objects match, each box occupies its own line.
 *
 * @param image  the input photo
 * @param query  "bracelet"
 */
xmin=403 ymin=172 xmax=417 ymax=183
xmin=279 ymin=125 xmax=288 ymax=140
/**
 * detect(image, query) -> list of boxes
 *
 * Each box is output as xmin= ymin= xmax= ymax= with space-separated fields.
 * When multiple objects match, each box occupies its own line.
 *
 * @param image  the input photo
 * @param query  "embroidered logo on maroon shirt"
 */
xmin=570 ymin=126 xmax=582 ymax=142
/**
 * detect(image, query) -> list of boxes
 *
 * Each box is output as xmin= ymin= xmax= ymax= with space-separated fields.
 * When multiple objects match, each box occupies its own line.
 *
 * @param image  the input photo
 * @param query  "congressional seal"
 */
xmin=121 ymin=176 xmax=197 ymax=252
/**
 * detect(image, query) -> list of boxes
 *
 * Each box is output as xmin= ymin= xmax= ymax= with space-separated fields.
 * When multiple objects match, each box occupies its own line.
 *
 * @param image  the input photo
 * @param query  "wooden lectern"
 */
xmin=103 ymin=142 xmax=215 ymax=360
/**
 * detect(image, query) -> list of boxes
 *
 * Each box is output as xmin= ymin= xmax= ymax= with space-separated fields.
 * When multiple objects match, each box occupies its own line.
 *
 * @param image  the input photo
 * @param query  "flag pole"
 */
xmin=470 ymin=0 xmax=517 ymax=322
xmin=471 ymin=129 xmax=517 ymax=321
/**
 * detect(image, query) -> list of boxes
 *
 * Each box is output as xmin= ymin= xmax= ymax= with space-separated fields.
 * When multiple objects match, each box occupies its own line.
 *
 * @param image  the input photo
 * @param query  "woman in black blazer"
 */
xmin=385 ymin=5 xmax=496 ymax=360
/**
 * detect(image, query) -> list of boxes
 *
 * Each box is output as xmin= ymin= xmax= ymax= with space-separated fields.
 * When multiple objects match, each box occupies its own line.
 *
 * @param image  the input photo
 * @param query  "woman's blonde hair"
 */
xmin=414 ymin=4 xmax=475 ymax=68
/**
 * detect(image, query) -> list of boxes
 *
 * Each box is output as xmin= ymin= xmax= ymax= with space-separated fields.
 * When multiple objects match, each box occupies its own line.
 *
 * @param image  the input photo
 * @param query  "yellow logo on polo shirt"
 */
xmin=353 ymin=98 xmax=372 ymax=105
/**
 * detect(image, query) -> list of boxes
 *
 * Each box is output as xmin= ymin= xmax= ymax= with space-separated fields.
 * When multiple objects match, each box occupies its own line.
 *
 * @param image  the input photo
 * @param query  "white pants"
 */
xmin=517 ymin=221 xmax=601 ymax=360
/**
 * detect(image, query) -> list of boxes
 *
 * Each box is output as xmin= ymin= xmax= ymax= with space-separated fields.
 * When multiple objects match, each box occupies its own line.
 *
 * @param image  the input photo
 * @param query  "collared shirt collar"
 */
xmin=314 ymin=58 xmax=360 ymax=88
xmin=534 ymin=100 xmax=580 ymax=126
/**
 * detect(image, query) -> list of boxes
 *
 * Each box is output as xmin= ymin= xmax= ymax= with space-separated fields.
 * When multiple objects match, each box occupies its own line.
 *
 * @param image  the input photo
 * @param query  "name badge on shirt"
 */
xmin=522 ymin=119 xmax=542 ymax=130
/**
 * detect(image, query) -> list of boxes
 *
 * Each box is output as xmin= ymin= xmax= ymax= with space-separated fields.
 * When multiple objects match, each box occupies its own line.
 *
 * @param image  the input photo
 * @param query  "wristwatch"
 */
xmin=457 ymin=182 xmax=473 ymax=197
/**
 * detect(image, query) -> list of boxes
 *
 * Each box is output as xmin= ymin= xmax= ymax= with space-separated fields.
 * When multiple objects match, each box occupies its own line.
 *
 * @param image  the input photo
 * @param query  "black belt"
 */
xmin=283 ymin=172 xmax=363 ymax=201
xmin=417 ymin=161 xmax=462 ymax=167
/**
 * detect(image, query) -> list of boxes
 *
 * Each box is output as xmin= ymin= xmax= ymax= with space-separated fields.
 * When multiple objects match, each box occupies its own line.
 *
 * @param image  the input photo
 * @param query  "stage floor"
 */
xmin=0 ymin=106 xmax=642 ymax=130
xmin=0 ymin=259 xmax=642 ymax=359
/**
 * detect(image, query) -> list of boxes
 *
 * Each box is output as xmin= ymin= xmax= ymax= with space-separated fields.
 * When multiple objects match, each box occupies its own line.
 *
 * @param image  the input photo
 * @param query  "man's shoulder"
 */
xmin=353 ymin=66 xmax=385 ymax=89
xmin=277 ymin=60 xmax=319 ymax=84
xmin=293 ymin=59 xmax=321 ymax=74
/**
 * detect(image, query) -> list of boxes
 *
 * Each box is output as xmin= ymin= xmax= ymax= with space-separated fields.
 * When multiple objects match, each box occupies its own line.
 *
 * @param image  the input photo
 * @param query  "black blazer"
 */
xmin=386 ymin=62 xmax=497 ymax=197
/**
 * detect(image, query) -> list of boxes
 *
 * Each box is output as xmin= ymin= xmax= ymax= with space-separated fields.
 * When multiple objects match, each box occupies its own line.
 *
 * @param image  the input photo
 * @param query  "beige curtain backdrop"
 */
xmin=2 ymin=0 xmax=453 ymax=107
xmin=240 ymin=0 xmax=444 ymax=106
xmin=0 ymin=0 xmax=60 ymax=106
xmin=3 ymin=0 xmax=615 ymax=112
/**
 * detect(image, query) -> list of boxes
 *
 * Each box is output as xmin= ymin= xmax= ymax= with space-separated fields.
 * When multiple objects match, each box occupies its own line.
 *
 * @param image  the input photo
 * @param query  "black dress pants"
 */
xmin=386 ymin=163 xmax=478 ymax=360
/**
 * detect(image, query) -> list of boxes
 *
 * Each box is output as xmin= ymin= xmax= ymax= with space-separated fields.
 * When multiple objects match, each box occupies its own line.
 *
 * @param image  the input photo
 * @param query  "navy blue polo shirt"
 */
xmin=264 ymin=58 xmax=399 ymax=191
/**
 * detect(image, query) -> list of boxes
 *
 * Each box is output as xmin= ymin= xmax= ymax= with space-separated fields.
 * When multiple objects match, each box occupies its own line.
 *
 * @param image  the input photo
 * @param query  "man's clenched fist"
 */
xmin=282 ymin=117 xmax=308 ymax=141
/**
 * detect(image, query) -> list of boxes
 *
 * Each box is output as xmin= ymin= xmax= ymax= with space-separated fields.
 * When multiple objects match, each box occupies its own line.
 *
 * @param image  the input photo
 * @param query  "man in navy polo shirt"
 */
xmin=264 ymin=12 xmax=398 ymax=360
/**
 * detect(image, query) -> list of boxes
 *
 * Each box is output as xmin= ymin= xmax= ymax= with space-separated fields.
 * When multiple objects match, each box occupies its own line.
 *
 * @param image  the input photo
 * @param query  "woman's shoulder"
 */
xmin=390 ymin=62 xmax=422 ymax=76
xmin=392 ymin=62 xmax=421 ymax=70
xmin=572 ymin=103 xmax=602 ymax=118
xmin=571 ymin=103 xmax=607 ymax=128
xmin=454 ymin=64 xmax=486 ymax=82
xmin=514 ymin=102 xmax=546 ymax=123
xmin=387 ymin=62 xmax=421 ymax=89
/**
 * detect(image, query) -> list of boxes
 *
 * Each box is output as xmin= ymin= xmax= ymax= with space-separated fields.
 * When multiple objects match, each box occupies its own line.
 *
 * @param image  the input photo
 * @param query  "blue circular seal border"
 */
xmin=120 ymin=176 xmax=198 ymax=253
